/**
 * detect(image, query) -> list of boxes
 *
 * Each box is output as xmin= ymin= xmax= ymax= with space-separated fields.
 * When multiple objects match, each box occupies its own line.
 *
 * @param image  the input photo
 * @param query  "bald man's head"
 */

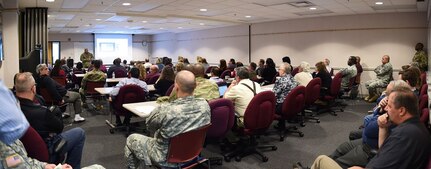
xmin=175 ymin=70 xmax=196 ymax=94
xmin=193 ymin=63 xmax=205 ymax=77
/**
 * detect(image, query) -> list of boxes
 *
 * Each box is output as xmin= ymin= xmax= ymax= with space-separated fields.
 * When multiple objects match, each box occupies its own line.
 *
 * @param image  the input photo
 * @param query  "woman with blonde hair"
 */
xmin=313 ymin=61 xmax=332 ymax=96
xmin=136 ymin=63 xmax=147 ymax=81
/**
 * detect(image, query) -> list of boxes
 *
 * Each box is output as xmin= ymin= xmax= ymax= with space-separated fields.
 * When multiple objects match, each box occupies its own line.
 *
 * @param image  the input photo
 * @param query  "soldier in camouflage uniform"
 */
xmin=80 ymin=48 xmax=94 ymax=68
xmin=412 ymin=43 xmax=428 ymax=72
xmin=79 ymin=60 xmax=106 ymax=103
xmin=339 ymin=56 xmax=357 ymax=88
xmin=365 ymin=55 xmax=393 ymax=102
xmin=125 ymin=70 xmax=211 ymax=169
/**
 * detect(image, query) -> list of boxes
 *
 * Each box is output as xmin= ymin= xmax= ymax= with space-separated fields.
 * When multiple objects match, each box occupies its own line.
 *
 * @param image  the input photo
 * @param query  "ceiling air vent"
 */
xmin=288 ymin=1 xmax=315 ymax=8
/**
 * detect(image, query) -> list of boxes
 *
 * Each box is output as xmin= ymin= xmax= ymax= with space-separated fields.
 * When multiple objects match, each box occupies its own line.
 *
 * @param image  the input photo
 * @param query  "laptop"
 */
xmin=218 ymin=85 xmax=228 ymax=97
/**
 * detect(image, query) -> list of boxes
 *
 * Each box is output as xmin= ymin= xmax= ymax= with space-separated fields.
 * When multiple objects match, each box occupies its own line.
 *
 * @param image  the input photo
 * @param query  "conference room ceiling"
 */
xmin=18 ymin=0 xmax=428 ymax=35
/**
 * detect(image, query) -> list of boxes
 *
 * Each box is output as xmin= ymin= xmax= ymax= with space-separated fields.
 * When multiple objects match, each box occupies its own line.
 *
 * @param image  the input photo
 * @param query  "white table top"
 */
xmin=123 ymin=101 xmax=159 ymax=118
xmin=74 ymin=74 xmax=85 ymax=77
xmin=260 ymin=84 xmax=274 ymax=92
xmin=95 ymin=87 xmax=113 ymax=95
xmin=106 ymin=78 xmax=127 ymax=83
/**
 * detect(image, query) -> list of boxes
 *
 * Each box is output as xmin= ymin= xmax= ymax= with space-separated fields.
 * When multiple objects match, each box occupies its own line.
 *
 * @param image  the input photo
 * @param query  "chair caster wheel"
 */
xmin=262 ymin=156 xmax=268 ymax=162
xmin=300 ymin=122 xmax=306 ymax=127
xmin=272 ymin=146 xmax=277 ymax=150
xmin=299 ymin=133 xmax=304 ymax=137
xmin=340 ymin=109 xmax=344 ymax=112
xmin=293 ymin=126 xmax=298 ymax=130
xmin=235 ymin=156 xmax=241 ymax=162
xmin=109 ymin=129 xmax=114 ymax=134
xmin=317 ymin=119 xmax=320 ymax=123
xmin=279 ymin=136 xmax=285 ymax=141
xmin=224 ymin=156 xmax=231 ymax=162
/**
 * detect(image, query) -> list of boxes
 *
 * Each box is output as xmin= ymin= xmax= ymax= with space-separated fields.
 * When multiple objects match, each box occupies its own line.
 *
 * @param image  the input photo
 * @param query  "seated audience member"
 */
xmin=339 ymin=56 xmax=357 ymax=88
xmin=135 ymin=63 xmax=147 ymax=81
xmin=256 ymin=59 xmax=265 ymax=77
xmin=401 ymin=66 xmax=421 ymax=96
xmin=110 ymin=68 xmax=149 ymax=126
xmin=227 ymin=58 xmax=237 ymax=70
xmin=154 ymin=66 xmax=175 ymax=96
xmin=224 ymin=66 xmax=262 ymax=127
xmin=324 ymin=58 xmax=334 ymax=76
xmin=355 ymin=56 xmax=363 ymax=85
xmin=261 ymin=58 xmax=277 ymax=84
xmin=50 ymin=59 xmax=66 ymax=77
xmin=107 ymin=58 xmax=128 ymax=78
xmin=282 ymin=56 xmax=293 ymax=72
xmin=313 ymin=61 xmax=332 ymax=96
xmin=144 ymin=65 xmax=160 ymax=83
xmin=35 ymin=64 xmax=85 ymax=122
xmin=201 ymin=58 xmax=210 ymax=72
xmin=0 ymin=78 xmax=74 ymax=169
xmin=248 ymin=62 xmax=258 ymax=81
xmin=156 ymin=58 xmax=165 ymax=72
xmin=143 ymin=59 xmax=152 ymax=69
xmin=329 ymin=80 xmax=408 ymax=168
xmin=219 ymin=59 xmax=227 ymax=73
xmin=122 ymin=59 xmax=130 ymax=71
xmin=191 ymin=64 xmax=219 ymax=100
xmin=15 ymin=72 xmax=86 ymax=169
xmin=294 ymin=61 xmax=313 ymax=86
xmin=99 ymin=60 xmax=108 ymax=73
xmin=175 ymin=62 xmax=185 ymax=72
xmin=124 ymin=70 xmax=210 ymax=169
xmin=79 ymin=60 xmax=107 ymax=104
xmin=73 ymin=62 xmax=86 ymax=74
xmin=208 ymin=67 xmax=224 ymax=84
xmin=60 ymin=59 xmax=72 ymax=76
xmin=304 ymin=86 xmax=431 ymax=169
xmin=183 ymin=58 xmax=190 ymax=66
xmin=364 ymin=55 xmax=393 ymax=102
xmin=272 ymin=63 xmax=298 ymax=128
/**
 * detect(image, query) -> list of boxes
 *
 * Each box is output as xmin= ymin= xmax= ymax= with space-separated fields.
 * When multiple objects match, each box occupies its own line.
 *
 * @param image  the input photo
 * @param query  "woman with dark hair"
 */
xmin=219 ymin=59 xmax=227 ymax=73
xmin=154 ymin=66 xmax=175 ymax=96
xmin=50 ymin=59 xmax=66 ymax=77
xmin=261 ymin=58 xmax=277 ymax=84
xmin=228 ymin=58 xmax=236 ymax=70
xmin=313 ymin=61 xmax=332 ymax=96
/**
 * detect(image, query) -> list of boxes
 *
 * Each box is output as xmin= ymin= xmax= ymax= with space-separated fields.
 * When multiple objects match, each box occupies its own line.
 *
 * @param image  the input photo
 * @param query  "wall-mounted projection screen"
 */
xmin=94 ymin=34 xmax=132 ymax=64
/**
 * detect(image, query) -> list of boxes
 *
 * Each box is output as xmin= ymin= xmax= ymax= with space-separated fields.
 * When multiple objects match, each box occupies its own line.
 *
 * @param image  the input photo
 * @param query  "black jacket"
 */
xmin=36 ymin=75 xmax=67 ymax=102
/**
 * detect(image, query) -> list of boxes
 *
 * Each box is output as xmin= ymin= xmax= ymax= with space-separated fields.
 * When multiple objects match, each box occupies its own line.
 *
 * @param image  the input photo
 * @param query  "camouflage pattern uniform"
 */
xmin=157 ymin=77 xmax=219 ymax=103
xmin=413 ymin=50 xmax=428 ymax=72
xmin=340 ymin=65 xmax=357 ymax=88
xmin=124 ymin=96 xmax=211 ymax=169
xmin=79 ymin=69 xmax=106 ymax=101
xmin=80 ymin=52 xmax=94 ymax=68
xmin=365 ymin=62 xmax=393 ymax=92
xmin=0 ymin=140 xmax=47 ymax=169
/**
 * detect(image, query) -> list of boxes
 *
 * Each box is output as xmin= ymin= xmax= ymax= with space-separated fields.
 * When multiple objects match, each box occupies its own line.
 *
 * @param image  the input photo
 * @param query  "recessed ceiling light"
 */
xmin=76 ymin=30 xmax=80 ymax=32
xmin=47 ymin=15 xmax=51 ymax=17
xmin=85 ymin=24 xmax=90 ymax=27
xmin=178 ymin=27 xmax=183 ymax=29
xmin=46 ymin=0 xmax=55 ymax=2
xmin=160 ymin=28 xmax=164 ymax=29
xmin=309 ymin=7 xmax=317 ymax=10
xmin=142 ymin=21 xmax=147 ymax=23
xmin=200 ymin=8 xmax=207 ymax=12
xmin=245 ymin=15 xmax=251 ymax=18
xmin=95 ymin=19 xmax=101 ymax=21
xmin=122 ymin=2 xmax=131 ymax=6
xmin=375 ymin=2 xmax=383 ymax=5
xmin=199 ymin=23 xmax=205 ymax=25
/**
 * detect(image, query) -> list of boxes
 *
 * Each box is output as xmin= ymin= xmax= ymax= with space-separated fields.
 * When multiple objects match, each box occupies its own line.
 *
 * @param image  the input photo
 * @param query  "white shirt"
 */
xmin=224 ymin=79 xmax=261 ymax=116
xmin=110 ymin=77 xmax=149 ymax=96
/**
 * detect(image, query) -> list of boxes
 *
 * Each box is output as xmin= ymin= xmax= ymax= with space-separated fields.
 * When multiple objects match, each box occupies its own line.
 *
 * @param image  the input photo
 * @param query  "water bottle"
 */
xmin=113 ymin=72 xmax=115 ymax=78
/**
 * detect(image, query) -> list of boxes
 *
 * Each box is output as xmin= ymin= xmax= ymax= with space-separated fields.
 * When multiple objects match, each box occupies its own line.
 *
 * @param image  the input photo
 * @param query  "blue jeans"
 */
xmin=60 ymin=127 xmax=85 ymax=169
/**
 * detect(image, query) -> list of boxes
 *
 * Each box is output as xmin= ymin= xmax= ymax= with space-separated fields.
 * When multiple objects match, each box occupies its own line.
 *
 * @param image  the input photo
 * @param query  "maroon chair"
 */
xmin=275 ymin=86 xmax=305 ymax=141
xmin=419 ymin=95 xmax=428 ymax=111
xmin=300 ymin=78 xmax=321 ymax=126
xmin=220 ymin=70 xmax=231 ymax=79
xmin=72 ymin=71 xmax=84 ymax=88
xmin=205 ymin=66 xmax=214 ymax=74
xmin=109 ymin=84 xmax=147 ymax=134
xmin=225 ymin=91 xmax=277 ymax=162
xmin=147 ymin=74 xmax=160 ymax=84
xmin=420 ymin=84 xmax=428 ymax=97
xmin=52 ymin=76 xmax=67 ymax=86
xmin=165 ymin=84 xmax=175 ymax=96
xmin=206 ymin=98 xmax=235 ymax=165
xmin=420 ymin=108 xmax=429 ymax=125
xmin=420 ymin=72 xmax=426 ymax=86
xmin=291 ymin=67 xmax=299 ymax=76
xmin=153 ymin=124 xmax=211 ymax=169
xmin=114 ymin=69 xmax=128 ymax=78
xmin=20 ymin=126 xmax=49 ymax=162
xmin=84 ymin=81 xmax=106 ymax=109
xmin=320 ymin=72 xmax=343 ymax=116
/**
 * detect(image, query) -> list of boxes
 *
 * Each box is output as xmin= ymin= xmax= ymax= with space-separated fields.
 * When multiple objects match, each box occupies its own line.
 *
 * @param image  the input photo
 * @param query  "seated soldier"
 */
xmin=364 ymin=55 xmax=393 ymax=102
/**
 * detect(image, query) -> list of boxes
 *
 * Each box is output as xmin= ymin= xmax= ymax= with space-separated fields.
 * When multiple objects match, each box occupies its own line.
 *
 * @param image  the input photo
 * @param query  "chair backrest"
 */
xmin=291 ymin=67 xmax=299 ymax=76
xmin=113 ymin=84 xmax=147 ymax=116
xmin=165 ymin=84 xmax=175 ymax=96
xmin=305 ymin=78 xmax=321 ymax=106
xmin=52 ymin=76 xmax=67 ymax=86
xmin=205 ymin=66 xmax=213 ymax=74
xmin=114 ymin=69 xmax=128 ymax=78
xmin=147 ymin=74 xmax=160 ymax=84
xmin=243 ymin=91 xmax=276 ymax=134
xmin=420 ymin=72 xmax=426 ymax=86
xmin=167 ymin=124 xmax=211 ymax=163
xmin=220 ymin=70 xmax=231 ymax=79
xmin=329 ymin=72 xmax=343 ymax=97
xmin=207 ymin=98 xmax=235 ymax=139
xmin=281 ymin=86 xmax=306 ymax=119
xmin=38 ymin=88 xmax=57 ymax=105
xmin=72 ymin=72 xmax=83 ymax=87
xmin=420 ymin=108 xmax=429 ymax=124
xmin=85 ymin=81 xmax=106 ymax=95
xmin=419 ymin=94 xmax=428 ymax=111
xmin=420 ymin=84 xmax=428 ymax=97
xmin=20 ymin=126 xmax=49 ymax=162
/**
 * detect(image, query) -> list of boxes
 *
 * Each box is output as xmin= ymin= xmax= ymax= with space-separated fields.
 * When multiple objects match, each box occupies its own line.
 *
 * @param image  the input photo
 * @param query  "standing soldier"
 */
xmin=80 ymin=48 xmax=94 ymax=68
xmin=412 ymin=42 xmax=428 ymax=72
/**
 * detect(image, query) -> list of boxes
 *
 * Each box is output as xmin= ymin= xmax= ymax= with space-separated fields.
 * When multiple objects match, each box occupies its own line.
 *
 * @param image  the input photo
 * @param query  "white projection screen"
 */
xmin=94 ymin=34 xmax=132 ymax=64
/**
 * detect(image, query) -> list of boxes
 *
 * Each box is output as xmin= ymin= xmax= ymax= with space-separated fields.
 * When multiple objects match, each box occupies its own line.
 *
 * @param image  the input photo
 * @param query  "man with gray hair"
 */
xmin=35 ymin=63 xmax=86 ymax=122
xmin=224 ymin=66 xmax=262 ymax=126
xmin=125 ymin=70 xmax=210 ymax=169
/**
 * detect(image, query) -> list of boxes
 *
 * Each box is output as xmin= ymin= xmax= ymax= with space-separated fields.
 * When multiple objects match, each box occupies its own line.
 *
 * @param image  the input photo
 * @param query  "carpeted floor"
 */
xmin=65 ymin=98 xmax=374 ymax=169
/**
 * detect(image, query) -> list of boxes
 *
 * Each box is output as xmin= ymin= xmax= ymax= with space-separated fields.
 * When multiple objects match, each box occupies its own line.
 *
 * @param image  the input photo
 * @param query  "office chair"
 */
xmin=275 ymin=85 xmax=305 ymax=141
xmin=225 ymin=91 xmax=277 ymax=162
xmin=319 ymin=72 xmax=343 ymax=116
xmin=109 ymin=84 xmax=147 ymax=135
xmin=300 ymin=78 xmax=321 ymax=127
xmin=20 ymin=126 xmax=50 ymax=162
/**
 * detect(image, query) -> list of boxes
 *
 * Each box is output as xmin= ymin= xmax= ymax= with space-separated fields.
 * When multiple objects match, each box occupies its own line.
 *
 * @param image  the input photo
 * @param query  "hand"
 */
xmin=61 ymin=164 xmax=72 ymax=169
xmin=348 ymin=166 xmax=364 ymax=169
xmin=377 ymin=113 xmax=391 ymax=128
xmin=231 ymin=80 xmax=237 ymax=86
xmin=44 ymin=164 xmax=57 ymax=169
xmin=378 ymin=97 xmax=388 ymax=109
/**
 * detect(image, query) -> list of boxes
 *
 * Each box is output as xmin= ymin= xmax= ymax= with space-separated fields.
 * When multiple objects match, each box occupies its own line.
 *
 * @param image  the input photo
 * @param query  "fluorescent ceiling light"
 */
xmin=178 ymin=27 xmax=183 ymax=29
xmin=375 ymin=2 xmax=383 ymax=5
xmin=160 ymin=28 xmax=164 ymax=29
xmin=95 ymin=19 xmax=101 ymax=21
xmin=200 ymin=9 xmax=207 ymax=12
xmin=245 ymin=15 xmax=251 ymax=18
xmin=142 ymin=21 xmax=147 ymax=23
xmin=199 ymin=23 xmax=205 ymax=25
xmin=122 ymin=3 xmax=131 ymax=6
xmin=309 ymin=7 xmax=317 ymax=10
xmin=46 ymin=0 xmax=55 ymax=2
